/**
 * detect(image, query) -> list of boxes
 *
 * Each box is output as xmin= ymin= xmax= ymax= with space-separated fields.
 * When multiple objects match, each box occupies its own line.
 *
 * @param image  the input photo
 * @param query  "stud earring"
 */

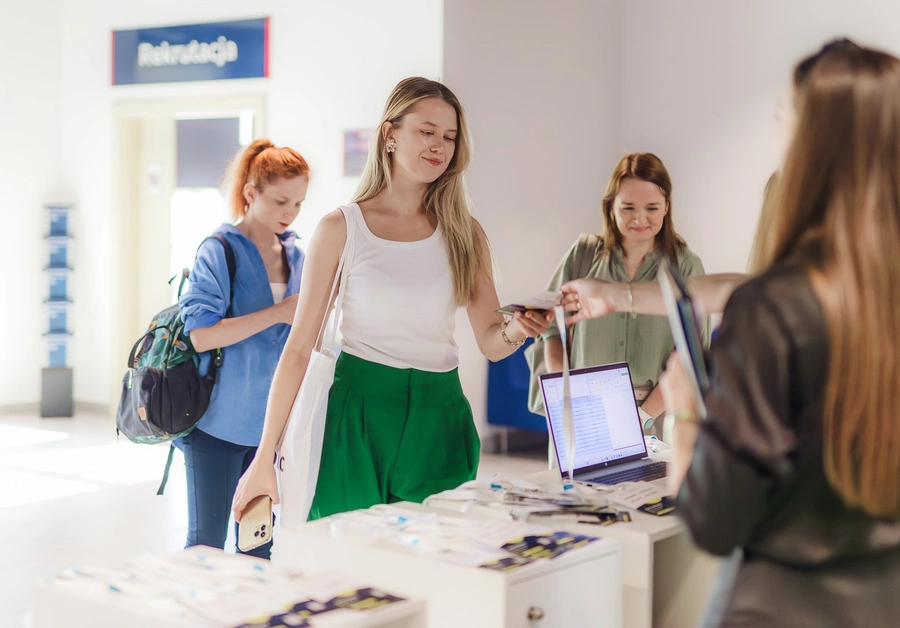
xmin=385 ymin=138 xmax=397 ymax=153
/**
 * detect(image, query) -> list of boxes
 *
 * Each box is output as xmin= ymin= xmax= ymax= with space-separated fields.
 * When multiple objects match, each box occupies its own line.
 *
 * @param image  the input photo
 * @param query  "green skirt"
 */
xmin=308 ymin=352 xmax=480 ymax=520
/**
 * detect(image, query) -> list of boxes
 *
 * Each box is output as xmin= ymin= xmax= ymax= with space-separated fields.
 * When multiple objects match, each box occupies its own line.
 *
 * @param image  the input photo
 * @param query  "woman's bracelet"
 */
xmin=499 ymin=317 xmax=526 ymax=347
xmin=626 ymin=281 xmax=637 ymax=319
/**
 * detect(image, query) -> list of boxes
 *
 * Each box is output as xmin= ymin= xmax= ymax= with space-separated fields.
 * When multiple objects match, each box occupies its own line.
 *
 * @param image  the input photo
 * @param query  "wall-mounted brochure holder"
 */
xmin=42 ymin=205 xmax=74 ymax=417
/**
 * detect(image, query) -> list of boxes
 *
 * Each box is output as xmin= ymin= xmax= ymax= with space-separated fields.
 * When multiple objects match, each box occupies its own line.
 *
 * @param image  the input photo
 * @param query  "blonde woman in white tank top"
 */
xmin=233 ymin=78 xmax=554 ymax=522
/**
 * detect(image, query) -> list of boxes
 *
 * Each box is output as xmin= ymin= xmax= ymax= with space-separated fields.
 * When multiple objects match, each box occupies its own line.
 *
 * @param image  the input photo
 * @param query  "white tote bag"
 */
xmin=274 ymin=207 xmax=355 ymax=528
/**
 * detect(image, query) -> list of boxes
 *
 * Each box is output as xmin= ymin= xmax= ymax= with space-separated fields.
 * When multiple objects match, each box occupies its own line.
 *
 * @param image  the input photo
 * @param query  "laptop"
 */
xmin=539 ymin=362 xmax=669 ymax=488
xmin=658 ymin=259 xmax=710 ymax=418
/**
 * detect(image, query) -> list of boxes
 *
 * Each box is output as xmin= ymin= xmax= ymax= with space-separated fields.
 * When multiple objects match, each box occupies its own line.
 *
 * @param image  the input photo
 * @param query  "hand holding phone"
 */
xmin=237 ymin=495 xmax=273 ymax=552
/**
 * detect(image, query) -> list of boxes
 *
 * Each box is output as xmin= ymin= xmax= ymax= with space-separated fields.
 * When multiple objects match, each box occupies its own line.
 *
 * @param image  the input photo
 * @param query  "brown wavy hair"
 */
xmin=600 ymin=152 xmax=685 ymax=266
xmin=756 ymin=41 xmax=900 ymax=518
xmin=225 ymin=139 xmax=310 ymax=222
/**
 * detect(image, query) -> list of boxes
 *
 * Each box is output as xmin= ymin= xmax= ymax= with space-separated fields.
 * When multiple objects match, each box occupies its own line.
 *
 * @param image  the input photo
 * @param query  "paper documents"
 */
xmin=496 ymin=290 xmax=561 ymax=316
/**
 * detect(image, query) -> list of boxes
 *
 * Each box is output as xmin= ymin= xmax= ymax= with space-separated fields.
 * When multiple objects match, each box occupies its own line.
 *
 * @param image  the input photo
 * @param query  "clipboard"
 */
xmin=658 ymin=260 xmax=709 ymax=418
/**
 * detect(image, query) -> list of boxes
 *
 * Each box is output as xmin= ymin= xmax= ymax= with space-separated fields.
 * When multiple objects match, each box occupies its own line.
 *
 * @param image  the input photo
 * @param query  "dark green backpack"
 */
xmin=115 ymin=235 xmax=235 ymax=490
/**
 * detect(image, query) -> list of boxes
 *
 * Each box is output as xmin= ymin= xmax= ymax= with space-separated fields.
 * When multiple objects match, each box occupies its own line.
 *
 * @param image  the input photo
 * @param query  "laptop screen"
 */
xmin=540 ymin=363 xmax=648 ymax=475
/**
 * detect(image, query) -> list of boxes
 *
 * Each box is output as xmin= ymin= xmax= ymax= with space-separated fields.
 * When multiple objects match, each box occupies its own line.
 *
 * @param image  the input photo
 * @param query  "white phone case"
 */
xmin=237 ymin=495 xmax=273 ymax=552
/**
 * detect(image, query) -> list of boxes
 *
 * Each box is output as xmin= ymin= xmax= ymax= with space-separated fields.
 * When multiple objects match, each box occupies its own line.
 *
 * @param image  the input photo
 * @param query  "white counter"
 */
xmin=273 ymin=502 xmax=624 ymax=628
xmin=425 ymin=470 xmax=720 ymax=628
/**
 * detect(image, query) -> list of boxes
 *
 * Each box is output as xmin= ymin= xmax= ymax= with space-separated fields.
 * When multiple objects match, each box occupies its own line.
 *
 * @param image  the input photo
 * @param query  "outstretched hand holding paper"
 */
xmin=496 ymin=290 xmax=561 ymax=316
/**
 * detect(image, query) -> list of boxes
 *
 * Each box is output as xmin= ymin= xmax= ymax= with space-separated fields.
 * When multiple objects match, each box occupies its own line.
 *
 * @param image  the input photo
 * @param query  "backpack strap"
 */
xmin=157 ymin=443 xmax=177 ymax=495
xmin=196 ymin=234 xmax=237 ymax=369
xmin=210 ymin=234 xmax=236 ymax=295
xmin=198 ymin=234 xmax=236 ymax=307
xmin=127 ymin=325 xmax=169 ymax=368
xmin=152 ymin=236 xmax=238 ymax=497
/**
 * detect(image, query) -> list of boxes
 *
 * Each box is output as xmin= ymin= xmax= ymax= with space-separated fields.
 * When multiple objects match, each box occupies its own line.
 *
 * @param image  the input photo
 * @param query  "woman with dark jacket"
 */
xmin=659 ymin=39 xmax=900 ymax=626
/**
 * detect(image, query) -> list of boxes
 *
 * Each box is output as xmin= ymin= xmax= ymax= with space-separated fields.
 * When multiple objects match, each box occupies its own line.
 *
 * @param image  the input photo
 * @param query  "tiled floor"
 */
xmin=0 ymin=411 xmax=546 ymax=627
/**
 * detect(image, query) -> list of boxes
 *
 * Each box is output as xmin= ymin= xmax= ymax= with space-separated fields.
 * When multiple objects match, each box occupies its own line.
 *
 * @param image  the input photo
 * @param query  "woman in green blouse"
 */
xmin=541 ymin=153 xmax=706 ymax=431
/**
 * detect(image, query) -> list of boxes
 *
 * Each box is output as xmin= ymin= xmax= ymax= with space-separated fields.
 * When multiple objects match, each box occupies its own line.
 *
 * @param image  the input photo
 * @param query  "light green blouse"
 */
xmin=541 ymin=238 xmax=707 ymax=389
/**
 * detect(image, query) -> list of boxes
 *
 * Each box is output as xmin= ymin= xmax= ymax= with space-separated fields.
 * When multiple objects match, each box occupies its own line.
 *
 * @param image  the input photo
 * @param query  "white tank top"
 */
xmin=339 ymin=203 xmax=459 ymax=372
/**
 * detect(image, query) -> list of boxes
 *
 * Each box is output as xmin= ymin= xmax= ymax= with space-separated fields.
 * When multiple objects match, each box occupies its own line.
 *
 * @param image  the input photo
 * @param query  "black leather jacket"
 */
xmin=679 ymin=263 xmax=900 ymax=627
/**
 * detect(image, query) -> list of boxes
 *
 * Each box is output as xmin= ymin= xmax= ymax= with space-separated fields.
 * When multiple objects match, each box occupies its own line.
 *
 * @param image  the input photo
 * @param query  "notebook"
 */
xmin=540 ymin=362 xmax=668 ymax=488
xmin=658 ymin=259 xmax=710 ymax=418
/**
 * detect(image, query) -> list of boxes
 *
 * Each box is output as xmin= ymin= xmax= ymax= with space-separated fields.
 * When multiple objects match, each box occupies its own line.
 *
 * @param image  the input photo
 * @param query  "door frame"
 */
xmin=109 ymin=95 xmax=267 ymax=410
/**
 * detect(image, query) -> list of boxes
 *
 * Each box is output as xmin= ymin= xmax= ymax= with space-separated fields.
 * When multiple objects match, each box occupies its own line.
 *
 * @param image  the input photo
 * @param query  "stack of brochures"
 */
xmin=40 ymin=546 xmax=411 ymax=627
xmin=328 ymin=503 xmax=602 ymax=572
xmin=424 ymin=477 xmax=636 ymax=526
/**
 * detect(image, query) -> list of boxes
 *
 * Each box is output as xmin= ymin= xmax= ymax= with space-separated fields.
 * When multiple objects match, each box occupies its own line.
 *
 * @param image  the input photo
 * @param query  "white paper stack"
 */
xmin=30 ymin=546 xmax=424 ymax=628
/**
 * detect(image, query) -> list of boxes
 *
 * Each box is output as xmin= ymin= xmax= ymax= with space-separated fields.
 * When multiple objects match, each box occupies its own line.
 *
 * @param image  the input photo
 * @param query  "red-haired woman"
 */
xmin=177 ymin=139 xmax=310 ymax=558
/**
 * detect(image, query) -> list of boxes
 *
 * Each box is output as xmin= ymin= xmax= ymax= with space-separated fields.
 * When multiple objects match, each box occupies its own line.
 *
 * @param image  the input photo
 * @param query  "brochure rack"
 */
xmin=41 ymin=204 xmax=74 ymax=417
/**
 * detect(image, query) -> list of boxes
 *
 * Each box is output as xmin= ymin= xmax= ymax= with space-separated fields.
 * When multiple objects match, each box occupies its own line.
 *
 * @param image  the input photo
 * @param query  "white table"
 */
xmin=29 ymin=547 xmax=426 ymax=628
xmin=426 ymin=470 xmax=720 ymax=628
xmin=273 ymin=502 xmax=624 ymax=628
xmin=30 ymin=584 xmax=426 ymax=628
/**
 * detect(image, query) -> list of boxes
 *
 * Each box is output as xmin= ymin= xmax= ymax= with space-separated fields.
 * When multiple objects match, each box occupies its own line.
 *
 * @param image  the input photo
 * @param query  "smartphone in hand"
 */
xmin=237 ymin=495 xmax=273 ymax=552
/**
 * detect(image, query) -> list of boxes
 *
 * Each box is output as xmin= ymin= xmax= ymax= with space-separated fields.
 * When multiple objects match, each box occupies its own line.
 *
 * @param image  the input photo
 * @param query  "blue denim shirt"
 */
xmin=179 ymin=224 xmax=304 ymax=446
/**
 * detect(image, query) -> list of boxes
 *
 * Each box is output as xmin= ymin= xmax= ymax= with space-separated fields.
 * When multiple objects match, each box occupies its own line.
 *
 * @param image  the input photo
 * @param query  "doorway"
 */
xmin=111 ymin=96 xmax=266 ymax=409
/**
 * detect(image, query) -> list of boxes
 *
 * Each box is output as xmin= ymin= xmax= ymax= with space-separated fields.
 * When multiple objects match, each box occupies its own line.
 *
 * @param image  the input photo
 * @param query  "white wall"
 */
xmin=10 ymin=0 xmax=900 ymax=415
xmin=53 ymin=0 xmax=442 ymax=407
xmin=621 ymin=0 xmax=900 ymax=273
xmin=0 ymin=1 xmax=64 ymax=406
xmin=443 ymin=0 xmax=623 ymax=436
xmin=444 ymin=0 xmax=900 ymax=437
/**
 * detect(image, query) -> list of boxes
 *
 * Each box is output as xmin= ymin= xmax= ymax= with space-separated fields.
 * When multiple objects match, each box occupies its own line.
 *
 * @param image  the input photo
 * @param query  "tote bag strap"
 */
xmin=314 ymin=205 xmax=357 ymax=350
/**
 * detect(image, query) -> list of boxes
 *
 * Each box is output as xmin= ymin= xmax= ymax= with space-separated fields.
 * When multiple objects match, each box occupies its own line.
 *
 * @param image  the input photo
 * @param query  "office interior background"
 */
xmin=3 ymin=0 xmax=900 ymax=625
xmin=5 ymin=0 xmax=899 ymax=428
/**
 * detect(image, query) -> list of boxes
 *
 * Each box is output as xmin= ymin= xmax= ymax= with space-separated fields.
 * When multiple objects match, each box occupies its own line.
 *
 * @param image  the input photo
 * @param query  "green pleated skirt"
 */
xmin=308 ymin=352 xmax=480 ymax=521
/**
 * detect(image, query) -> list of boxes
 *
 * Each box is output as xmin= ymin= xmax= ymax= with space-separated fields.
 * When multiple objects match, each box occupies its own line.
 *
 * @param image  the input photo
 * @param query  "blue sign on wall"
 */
xmin=113 ymin=18 xmax=268 ymax=85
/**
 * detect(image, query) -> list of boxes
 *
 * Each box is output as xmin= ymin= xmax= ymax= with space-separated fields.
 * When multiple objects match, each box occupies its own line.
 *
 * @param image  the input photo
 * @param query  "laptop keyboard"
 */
xmin=588 ymin=461 xmax=668 ymax=485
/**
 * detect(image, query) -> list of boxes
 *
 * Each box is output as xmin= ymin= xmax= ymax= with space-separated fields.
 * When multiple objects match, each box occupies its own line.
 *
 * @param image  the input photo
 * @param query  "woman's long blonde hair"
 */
xmin=353 ymin=77 xmax=483 ymax=306
xmin=747 ymin=172 xmax=780 ymax=273
xmin=756 ymin=42 xmax=900 ymax=519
